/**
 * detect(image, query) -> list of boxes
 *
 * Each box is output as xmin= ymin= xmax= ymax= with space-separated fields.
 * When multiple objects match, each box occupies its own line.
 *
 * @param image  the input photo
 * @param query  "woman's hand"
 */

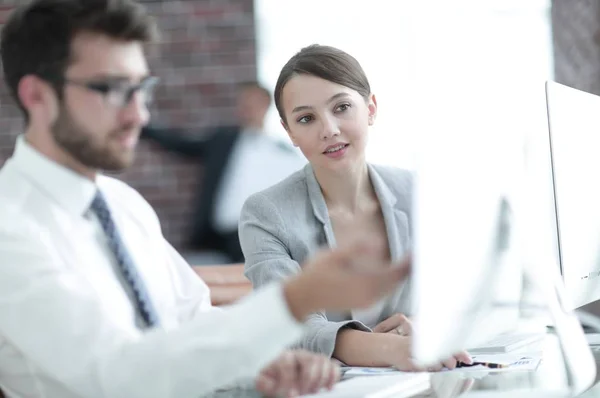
xmin=385 ymin=335 xmax=473 ymax=372
xmin=373 ymin=313 xmax=413 ymax=336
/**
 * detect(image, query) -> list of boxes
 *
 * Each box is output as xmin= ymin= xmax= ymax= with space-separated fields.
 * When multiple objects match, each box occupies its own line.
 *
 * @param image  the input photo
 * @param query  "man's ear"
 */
xmin=18 ymin=75 xmax=60 ymax=123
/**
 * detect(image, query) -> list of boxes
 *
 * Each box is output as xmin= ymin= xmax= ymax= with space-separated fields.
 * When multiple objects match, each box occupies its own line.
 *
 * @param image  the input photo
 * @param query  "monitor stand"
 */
xmin=463 ymin=253 xmax=596 ymax=397
xmin=463 ymin=198 xmax=596 ymax=397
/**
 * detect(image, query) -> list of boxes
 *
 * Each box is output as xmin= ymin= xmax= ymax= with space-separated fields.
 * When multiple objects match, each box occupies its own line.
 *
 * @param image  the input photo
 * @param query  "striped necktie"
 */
xmin=90 ymin=190 xmax=159 ymax=327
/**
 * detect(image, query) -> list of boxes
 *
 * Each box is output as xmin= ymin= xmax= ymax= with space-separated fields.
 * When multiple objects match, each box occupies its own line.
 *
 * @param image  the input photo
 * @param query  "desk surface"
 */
xmin=204 ymin=334 xmax=600 ymax=398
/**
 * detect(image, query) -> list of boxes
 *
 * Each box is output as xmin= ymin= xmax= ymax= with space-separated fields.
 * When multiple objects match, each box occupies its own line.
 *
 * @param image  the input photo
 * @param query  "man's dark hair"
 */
xmin=1 ymin=0 xmax=158 ymax=119
xmin=238 ymin=81 xmax=272 ymax=105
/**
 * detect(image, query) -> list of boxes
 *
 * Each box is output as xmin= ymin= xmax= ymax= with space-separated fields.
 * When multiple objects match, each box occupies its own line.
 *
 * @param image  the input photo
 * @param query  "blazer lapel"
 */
xmin=304 ymin=164 xmax=337 ymax=249
xmin=304 ymin=164 xmax=411 ymax=256
xmin=368 ymin=165 xmax=412 ymax=318
xmin=368 ymin=165 xmax=410 ymax=262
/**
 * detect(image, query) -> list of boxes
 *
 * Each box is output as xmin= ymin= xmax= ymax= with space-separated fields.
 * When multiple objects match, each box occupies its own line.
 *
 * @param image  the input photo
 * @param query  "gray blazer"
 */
xmin=239 ymin=163 xmax=413 ymax=357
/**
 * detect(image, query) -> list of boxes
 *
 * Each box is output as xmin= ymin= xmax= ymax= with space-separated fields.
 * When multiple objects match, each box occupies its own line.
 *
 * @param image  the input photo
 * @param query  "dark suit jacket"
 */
xmin=141 ymin=125 xmax=241 ymax=251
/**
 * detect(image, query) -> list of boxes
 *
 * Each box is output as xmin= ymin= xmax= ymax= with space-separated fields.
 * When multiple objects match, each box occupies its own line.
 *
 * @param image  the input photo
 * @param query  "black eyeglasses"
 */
xmin=62 ymin=76 xmax=160 ymax=108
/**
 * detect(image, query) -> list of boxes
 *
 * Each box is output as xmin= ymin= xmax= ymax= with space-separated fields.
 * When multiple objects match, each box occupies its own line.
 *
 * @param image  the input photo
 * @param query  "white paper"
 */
xmin=342 ymin=367 xmax=402 ymax=377
xmin=442 ymin=353 xmax=542 ymax=373
xmin=301 ymin=373 xmax=430 ymax=398
xmin=340 ymin=352 xmax=542 ymax=379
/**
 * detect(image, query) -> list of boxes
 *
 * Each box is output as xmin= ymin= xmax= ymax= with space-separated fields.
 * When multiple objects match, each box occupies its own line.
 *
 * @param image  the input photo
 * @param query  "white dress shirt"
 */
xmin=0 ymin=136 xmax=305 ymax=398
xmin=213 ymin=130 xmax=306 ymax=233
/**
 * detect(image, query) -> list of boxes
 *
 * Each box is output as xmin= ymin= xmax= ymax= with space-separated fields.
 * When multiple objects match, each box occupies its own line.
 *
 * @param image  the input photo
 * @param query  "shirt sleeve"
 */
xmin=160 ymin=238 xmax=221 ymax=320
xmin=0 ymin=220 xmax=305 ymax=398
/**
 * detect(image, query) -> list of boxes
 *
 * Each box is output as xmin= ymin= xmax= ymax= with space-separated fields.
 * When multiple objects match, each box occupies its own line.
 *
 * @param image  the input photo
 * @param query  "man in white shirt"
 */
xmin=0 ymin=1 xmax=410 ymax=397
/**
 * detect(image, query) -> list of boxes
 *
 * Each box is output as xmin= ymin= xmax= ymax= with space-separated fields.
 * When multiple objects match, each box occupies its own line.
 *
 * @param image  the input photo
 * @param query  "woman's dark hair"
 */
xmin=274 ymin=44 xmax=371 ymax=123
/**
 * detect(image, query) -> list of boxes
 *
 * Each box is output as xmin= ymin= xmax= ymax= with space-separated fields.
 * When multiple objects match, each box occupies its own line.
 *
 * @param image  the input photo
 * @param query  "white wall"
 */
xmin=254 ymin=0 xmax=553 ymax=170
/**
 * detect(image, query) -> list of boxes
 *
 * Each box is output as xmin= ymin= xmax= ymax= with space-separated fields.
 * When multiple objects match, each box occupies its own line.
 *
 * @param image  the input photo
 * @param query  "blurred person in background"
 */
xmin=142 ymin=82 xmax=306 ymax=264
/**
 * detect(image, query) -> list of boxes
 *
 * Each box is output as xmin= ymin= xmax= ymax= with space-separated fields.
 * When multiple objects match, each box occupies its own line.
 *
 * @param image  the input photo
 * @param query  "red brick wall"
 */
xmin=551 ymin=0 xmax=600 ymax=94
xmin=0 ymin=0 xmax=257 ymax=249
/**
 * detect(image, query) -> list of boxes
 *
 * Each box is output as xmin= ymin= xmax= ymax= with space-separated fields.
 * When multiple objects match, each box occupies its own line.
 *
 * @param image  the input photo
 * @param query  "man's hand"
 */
xmin=373 ymin=313 xmax=413 ymax=336
xmin=255 ymin=350 xmax=340 ymax=397
xmin=284 ymin=239 xmax=411 ymax=321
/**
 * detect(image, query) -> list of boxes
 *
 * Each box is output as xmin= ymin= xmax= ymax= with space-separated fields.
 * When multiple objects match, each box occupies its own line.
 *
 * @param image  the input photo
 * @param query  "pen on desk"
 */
xmin=456 ymin=361 xmax=507 ymax=369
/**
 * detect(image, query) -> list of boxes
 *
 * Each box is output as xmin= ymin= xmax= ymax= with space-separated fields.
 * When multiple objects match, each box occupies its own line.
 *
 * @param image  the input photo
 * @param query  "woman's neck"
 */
xmin=314 ymin=161 xmax=375 ymax=214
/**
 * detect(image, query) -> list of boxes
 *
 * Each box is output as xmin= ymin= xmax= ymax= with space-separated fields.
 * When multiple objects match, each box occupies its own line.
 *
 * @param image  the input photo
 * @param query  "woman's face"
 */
xmin=281 ymin=74 xmax=377 ymax=172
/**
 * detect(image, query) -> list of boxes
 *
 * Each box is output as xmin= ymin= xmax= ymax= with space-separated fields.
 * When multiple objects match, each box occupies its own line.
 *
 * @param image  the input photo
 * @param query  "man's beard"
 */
xmin=51 ymin=105 xmax=137 ymax=172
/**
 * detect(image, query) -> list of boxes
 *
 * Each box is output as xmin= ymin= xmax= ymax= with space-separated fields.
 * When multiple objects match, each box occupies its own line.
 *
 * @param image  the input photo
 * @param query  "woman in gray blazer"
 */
xmin=239 ymin=44 xmax=470 ymax=371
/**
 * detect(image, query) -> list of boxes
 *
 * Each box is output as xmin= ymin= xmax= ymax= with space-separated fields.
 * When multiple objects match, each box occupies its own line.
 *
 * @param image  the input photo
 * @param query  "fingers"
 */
xmin=372 ymin=313 xmax=411 ymax=334
xmin=454 ymin=350 xmax=473 ymax=365
xmin=261 ymin=351 xmax=298 ymax=397
xmin=313 ymin=359 xmax=335 ymax=394
xmin=388 ymin=336 xmax=444 ymax=373
xmin=303 ymin=245 xmax=411 ymax=311
xmin=372 ymin=313 xmax=404 ymax=333
xmin=347 ymin=255 xmax=412 ymax=309
xmin=278 ymin=351 xmax=299 ymax=397
xmin=366 ymin=265 xmax=411 ymax=298
xmin=381 ymin=253 xmax=412 ymax=278
xmin=400 ymin=360 xmax=443 ymax=373
xmin=299 ymin=353 xmax=321 ymax=394
xmin=441 ymin=356 xmax=458 ymax=370
xmin=255 ymin=373 xmax=278 ymax=397
xmin=403 ymin=353 xmax=469 ymax=373
xmin=426 ymin=363 xmax=444 ymax=372
xmin=317 ymin=359 xmax=340 ymax=392
xmin=395 ymin=358 xmax=428 ymax=372
xmin=319 ymin=238 xmax=385 ymax=269
xmin=437 ymin=349 xmax=472 ymax=371
xmin=326 ymin=361 xmax=341 ymax=390
xmin=393 ymin=255 xmax=412 ymax=278
xmin=397 ymin=253 xmax=412 ymax=270
xmin=296 ymin=351 xmax=340 ymax=395
xmin=433 ymin=349 xmax=472 ymax=371
xmin=400 ymin=317 xmax=414 ymax=336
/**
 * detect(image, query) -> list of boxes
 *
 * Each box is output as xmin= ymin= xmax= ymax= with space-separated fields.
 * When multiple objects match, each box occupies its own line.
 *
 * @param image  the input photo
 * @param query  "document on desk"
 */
xmin=342 ymin=366 xmax=400 ymax=378
xmin=340 ymin=352 xmax=542 ymax=378
xmin=442 ymin=353 xmax=543 ymax=373
xmin=301 ymin=373 xmax=430 ymax=398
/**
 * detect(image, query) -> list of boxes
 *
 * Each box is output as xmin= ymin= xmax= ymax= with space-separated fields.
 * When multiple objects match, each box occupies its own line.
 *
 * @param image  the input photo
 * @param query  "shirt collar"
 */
xmin=11 ymin=135 xmax=98 ymax=216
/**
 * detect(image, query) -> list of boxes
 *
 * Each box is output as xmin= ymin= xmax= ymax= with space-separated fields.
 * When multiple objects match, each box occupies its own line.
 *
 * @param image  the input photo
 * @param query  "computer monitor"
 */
xmin=545 ymin=81 xmax=600 ymax=310
xmin=409 ymin=82 xmax=597 ymax=395
xmin=409 ymin=123 xmax=522 ymax=365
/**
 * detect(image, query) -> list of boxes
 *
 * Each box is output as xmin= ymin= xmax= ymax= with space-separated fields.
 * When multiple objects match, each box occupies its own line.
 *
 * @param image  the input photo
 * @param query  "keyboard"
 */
xmin=583 ymin=333 xmax=600 ymax=357
xmin=584 ymin=333 xmax=600 ymax=345
xmin=468 ymin=333 xmax=546 ymax=353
